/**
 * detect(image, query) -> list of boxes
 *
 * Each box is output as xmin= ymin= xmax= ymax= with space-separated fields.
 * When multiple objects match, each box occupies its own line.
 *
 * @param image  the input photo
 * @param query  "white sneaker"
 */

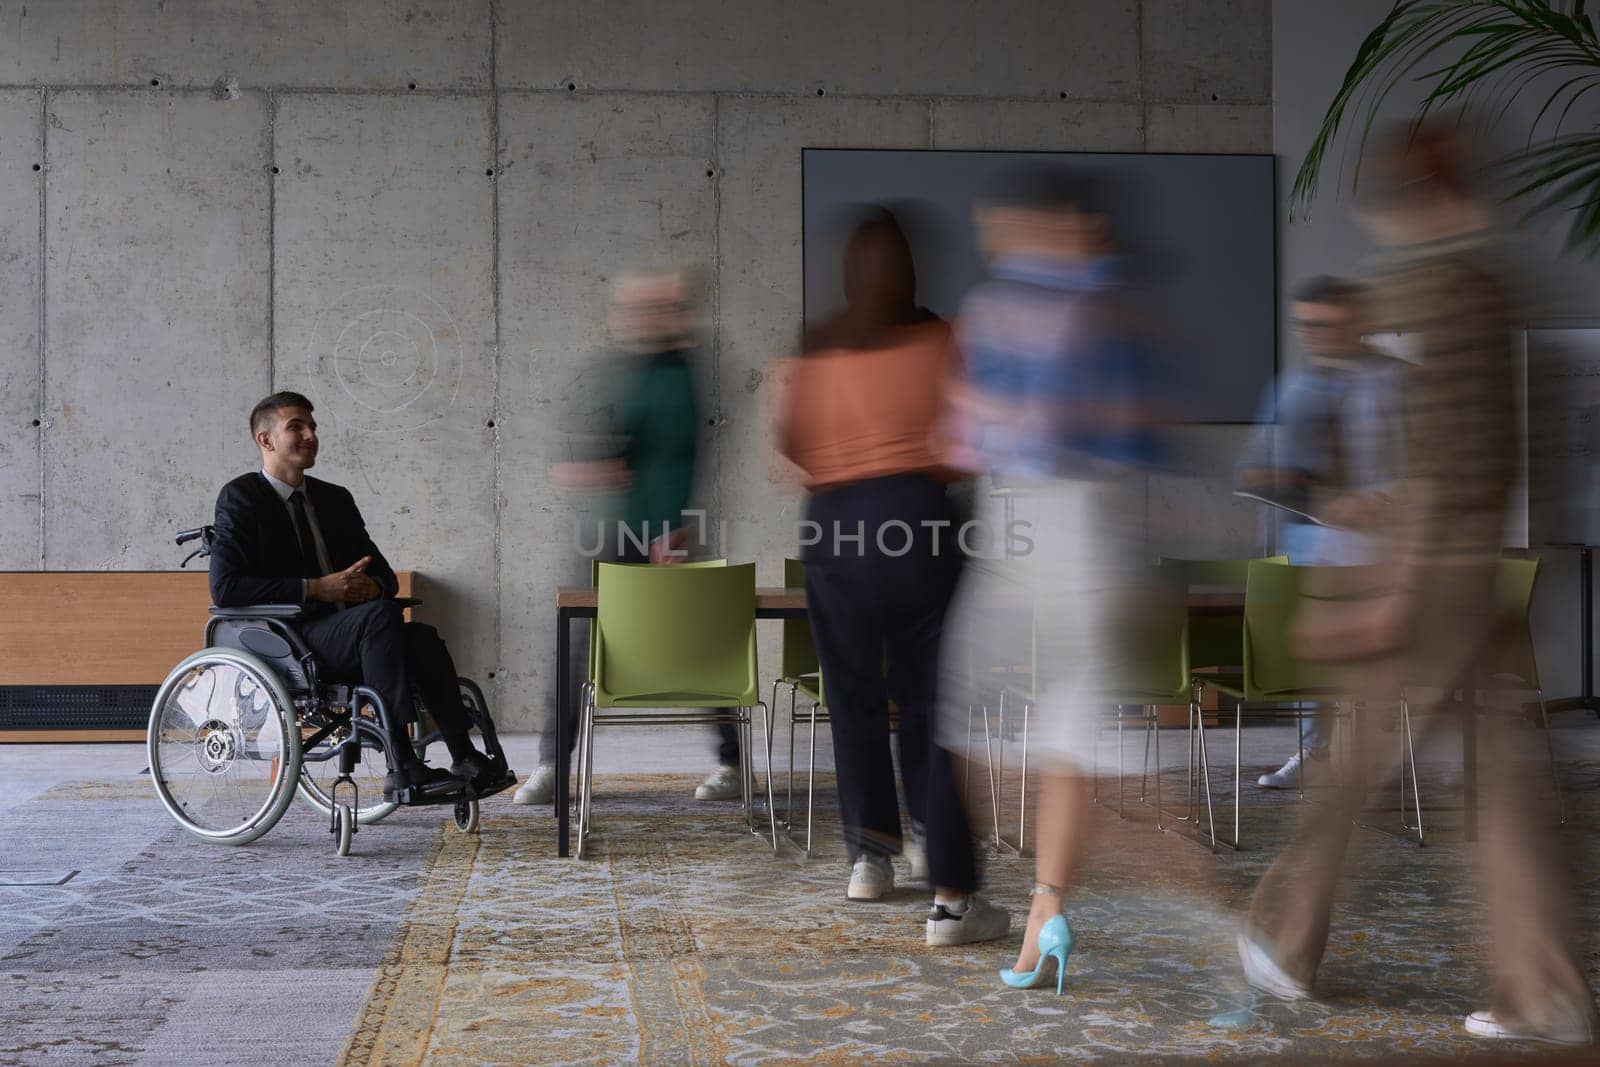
xmin=694 ymin=764 xmax=742 ymax=801
xmin=1236 ymin=931 xmax=1313 ymax=1001
xmin=1257 ymin=750 xmax=1327 ymax=790
xmin=847 ymin=856 xmax=895 ymax=901
xmin=1464 ymin=1009 xmax=1595 ymax=1046
xmin=926 ymin=894 xmax=1011 ymax=946
xmin=512 ymin=763 xmax=556 ymax=805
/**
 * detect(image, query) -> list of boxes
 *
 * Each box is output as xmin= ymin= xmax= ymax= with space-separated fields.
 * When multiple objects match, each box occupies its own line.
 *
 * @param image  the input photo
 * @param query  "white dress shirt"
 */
xmin=261 ymin=468 xmax=334 ymax=602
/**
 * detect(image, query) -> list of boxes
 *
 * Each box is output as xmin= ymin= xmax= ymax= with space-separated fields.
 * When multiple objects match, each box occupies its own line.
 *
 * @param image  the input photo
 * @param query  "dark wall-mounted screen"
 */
xmin=802 ymin=149 xmax=1277 ymax=423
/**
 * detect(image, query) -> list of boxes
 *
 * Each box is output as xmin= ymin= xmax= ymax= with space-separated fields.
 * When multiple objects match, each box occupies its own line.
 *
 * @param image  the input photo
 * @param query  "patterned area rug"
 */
xmin=337 ymin=764 xmax=1600 ymax=1065
xmin=3 ymin=760 xmax=1596 ymax=1064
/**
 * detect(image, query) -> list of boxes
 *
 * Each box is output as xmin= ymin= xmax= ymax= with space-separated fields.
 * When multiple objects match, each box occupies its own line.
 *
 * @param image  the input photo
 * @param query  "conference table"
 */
xmin=549 ymin=583 xmax=1244 ymax=857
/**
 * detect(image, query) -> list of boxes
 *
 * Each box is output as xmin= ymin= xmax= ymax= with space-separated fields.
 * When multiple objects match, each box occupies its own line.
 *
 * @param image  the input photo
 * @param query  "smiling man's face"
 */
xmin=258 ymin=405 xmax=319 ymax=476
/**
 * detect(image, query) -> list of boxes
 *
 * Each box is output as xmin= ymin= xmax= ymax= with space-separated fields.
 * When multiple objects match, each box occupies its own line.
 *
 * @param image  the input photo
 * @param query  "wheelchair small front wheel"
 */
xmin=148 ymin=648 xmax=301 ymax=846
xmin=297 ymin=719 xmax=399 ymax=826
xmin=453 ymin=799 xmax=479 ymax=834
xmin=334 ymin=804 xmax=354 ymax=857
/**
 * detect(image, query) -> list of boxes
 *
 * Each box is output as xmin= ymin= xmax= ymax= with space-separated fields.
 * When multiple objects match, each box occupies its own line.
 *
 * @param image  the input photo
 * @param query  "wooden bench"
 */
xmin=0 ymin=571 xmax=417 ymax=742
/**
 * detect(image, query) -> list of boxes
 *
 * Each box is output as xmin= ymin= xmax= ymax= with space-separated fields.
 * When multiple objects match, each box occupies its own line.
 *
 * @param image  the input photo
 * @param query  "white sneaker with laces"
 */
xmin=1236 ymin=931 xmax=1313 ymax=1001
xmin=512 ymin=763 xmax=556 ymax=805
xmin=847 ymin=856 xmax=895 ymax=901
xmin=1257 ymin=749 xmax=1327 ymax=790
xmin=694 ymin=764 xmax=742 ymax=801
xmin=925 ymin=894 xmax=1011 ymax=946
xmin=1464 ymin=1009 xmax=1595 ymax=1046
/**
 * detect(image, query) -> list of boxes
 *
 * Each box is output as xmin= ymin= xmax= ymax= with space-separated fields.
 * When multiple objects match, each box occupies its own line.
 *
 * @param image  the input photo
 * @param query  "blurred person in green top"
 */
xmin=513 ymin=267 xmax=741 ymax=805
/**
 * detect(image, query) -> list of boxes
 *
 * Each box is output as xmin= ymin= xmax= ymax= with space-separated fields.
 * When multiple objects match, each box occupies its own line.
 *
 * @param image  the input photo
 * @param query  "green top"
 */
xmin=612 ymin=348 xmax=700 ymax=540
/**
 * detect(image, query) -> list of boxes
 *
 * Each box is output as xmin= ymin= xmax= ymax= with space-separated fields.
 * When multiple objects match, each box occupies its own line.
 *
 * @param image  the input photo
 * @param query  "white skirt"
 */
xmin=938 ymin=475 xmax=1147 ymax=770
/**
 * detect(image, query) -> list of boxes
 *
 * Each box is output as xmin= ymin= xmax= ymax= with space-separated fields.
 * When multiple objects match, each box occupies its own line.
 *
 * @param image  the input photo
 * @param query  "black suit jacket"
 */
xmin=209 ymin=471 xmax=399 ymax=609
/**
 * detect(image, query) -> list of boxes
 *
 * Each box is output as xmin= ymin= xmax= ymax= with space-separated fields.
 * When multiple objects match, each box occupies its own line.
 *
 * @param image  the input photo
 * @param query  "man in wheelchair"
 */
xmin=209 ymin=390 xmax=512 ymax=802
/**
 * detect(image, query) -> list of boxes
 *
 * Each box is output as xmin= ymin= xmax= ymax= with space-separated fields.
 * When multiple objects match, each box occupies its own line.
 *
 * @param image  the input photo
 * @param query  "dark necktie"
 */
xmin=287 ymin=489 xmax=322 ymax=577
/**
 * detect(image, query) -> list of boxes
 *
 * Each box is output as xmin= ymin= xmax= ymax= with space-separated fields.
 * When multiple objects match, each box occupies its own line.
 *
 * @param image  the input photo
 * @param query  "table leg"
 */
xmin=556 ymin=605 xmax=571 ymax=857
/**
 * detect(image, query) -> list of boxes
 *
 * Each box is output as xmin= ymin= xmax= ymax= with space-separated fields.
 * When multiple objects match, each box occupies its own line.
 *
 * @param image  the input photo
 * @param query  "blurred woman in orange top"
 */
xmin=774 ymin=208 xmax=1009 ymax=947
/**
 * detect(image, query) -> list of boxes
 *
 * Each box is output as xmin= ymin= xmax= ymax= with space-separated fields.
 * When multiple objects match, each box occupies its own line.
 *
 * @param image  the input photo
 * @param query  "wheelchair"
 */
xmin=147 ymin=526 xmax=513 ymax=856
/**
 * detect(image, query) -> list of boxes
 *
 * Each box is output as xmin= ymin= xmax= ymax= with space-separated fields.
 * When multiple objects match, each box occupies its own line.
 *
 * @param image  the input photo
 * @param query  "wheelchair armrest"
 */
xmin=394 ymin=596 xmax=422 ymax=610
xmin=208 ymin=603 xmax=308 ymax=620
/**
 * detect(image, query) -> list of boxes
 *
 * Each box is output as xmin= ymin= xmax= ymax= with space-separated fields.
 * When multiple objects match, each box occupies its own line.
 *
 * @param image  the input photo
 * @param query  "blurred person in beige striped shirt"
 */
xmin=1237 ymin=119 xmax=1597 ymax=1047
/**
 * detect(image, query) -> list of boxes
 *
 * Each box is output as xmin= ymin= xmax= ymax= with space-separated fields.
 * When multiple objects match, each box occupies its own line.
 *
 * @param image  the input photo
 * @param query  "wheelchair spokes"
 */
xmin=148 ymin=651 xmax=301 ymax=845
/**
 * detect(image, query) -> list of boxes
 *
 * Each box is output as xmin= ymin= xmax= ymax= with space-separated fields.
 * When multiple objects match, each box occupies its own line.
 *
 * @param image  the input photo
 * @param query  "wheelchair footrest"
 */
xmin=389 ymin=769 xmax=516 ymax=808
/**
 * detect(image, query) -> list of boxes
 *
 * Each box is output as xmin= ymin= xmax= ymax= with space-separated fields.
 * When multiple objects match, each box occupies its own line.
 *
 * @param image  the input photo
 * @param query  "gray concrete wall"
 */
xmin=0 ymin=0 xmax=1272 ymax=731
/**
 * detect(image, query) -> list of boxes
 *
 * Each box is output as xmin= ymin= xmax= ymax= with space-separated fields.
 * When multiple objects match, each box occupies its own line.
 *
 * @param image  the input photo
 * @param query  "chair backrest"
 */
xmin=1159 ymin=555 xmax=1287 ymax=671
xmin=1095 ymin=571 xmax=1191 ymax=704
xmin=1241 ymin=560 xmax=1355 ymax=699
xmin=1497 ymin=555 xmax=1539 ymax=621
xmin=1489 ymin=554 xmax=1541 ymax=688
xmin=781 ymin=557 xmax=820 ymax=681
xmin=594 ymin=561 xmax=758 ymax=707
xmin=588 ymin=558 xmax=727 ymax=682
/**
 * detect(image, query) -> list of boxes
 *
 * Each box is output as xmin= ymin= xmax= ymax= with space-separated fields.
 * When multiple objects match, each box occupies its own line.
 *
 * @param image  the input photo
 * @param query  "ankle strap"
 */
xmin=1030 ymin=882 xmax=1066 ymax=897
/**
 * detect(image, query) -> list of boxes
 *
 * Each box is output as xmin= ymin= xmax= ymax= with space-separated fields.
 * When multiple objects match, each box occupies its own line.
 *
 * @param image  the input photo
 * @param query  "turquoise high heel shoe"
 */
xmin=999 ymin=914 xmax=1074 ymax=993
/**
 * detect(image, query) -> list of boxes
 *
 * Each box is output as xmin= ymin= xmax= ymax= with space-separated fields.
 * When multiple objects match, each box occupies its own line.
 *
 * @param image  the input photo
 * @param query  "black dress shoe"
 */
xmin=384 ymin=759 xmax=464 ymax=799
xmin=450 ymin=751 xmax=494 ymax=783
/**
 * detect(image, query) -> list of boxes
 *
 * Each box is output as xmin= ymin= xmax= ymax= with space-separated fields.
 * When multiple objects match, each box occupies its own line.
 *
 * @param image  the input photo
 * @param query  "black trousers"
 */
xmin=298 ymin=599 xmax=476 ymax=765
xmin=538 ymin=543 xmax=739 ymax=767
xmin=803 ymin=473 xmax=976 ymax=892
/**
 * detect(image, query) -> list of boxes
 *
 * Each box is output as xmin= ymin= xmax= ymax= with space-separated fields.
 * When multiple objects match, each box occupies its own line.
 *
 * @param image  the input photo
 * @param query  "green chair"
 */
xmin=1189 ymin=559 xmax=1366 ymax=850
xmin=1090 ymin=573 xmax=1197 ymax=837
xmin=575 ymin=561 xmax=775 ymax=857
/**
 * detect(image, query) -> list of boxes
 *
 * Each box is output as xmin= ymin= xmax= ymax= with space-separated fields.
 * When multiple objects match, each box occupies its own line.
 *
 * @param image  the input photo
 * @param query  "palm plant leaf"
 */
xmin=1293 ymin=0 xmax=1600 ymax=253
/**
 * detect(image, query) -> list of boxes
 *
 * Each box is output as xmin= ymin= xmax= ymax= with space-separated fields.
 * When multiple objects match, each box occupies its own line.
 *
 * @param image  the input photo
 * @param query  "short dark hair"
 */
xmin=249 ymin=391 xmax=314 ymax=437
xmin=1290 ymin=275 xmax=1361 ymax=307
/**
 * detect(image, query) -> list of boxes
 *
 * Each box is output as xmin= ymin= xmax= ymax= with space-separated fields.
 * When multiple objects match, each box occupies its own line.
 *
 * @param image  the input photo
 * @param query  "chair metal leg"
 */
xmin=1537 ymin=691 xmax=1566 ymax=825
xmin=1140 ymin=705 xmax=1154 ymax=803
xmin=981 ymin=703 xmax=1001 ymax=848
xmin=1401 ymin=696 xmax=1424 ymax=845
xmin=1233 ymin=701 xmax=1243 ymax=848
xmin=576 ymin=693 xmax=597 ymax=859
xmin=994 ymin=689 xmax=1009 ymax=851
xmin=785 ymin=682 xmax=799 ymax=830
xmin=1017 ymin=698 xmax=1031 ymax=855
xmin=805 ymin=702 xmax=820 ymax=853
xmin=1296 ymin=701 xmax=1307 ymax=799
xmin=757 ymin=702 xmax=778 ymax=853
xmin=1116 ymin=709 xmax=1125 ymax=819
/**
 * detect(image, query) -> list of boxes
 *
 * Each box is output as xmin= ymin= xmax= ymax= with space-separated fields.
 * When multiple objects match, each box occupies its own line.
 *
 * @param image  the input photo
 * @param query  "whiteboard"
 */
xmin=1527 ymin=327 xmax=1600 ymax=548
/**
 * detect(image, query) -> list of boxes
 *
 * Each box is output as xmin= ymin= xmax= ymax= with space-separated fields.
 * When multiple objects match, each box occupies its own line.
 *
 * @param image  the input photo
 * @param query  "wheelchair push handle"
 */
xmin=176 ymin=525 xmax=215 ymax=568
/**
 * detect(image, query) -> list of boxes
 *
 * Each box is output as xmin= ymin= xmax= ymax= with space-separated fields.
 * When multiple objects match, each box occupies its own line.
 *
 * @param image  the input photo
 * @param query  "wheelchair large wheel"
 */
xmin=148 ymin=648 xmax=301 ymax=846
xmin=296 ymin=718 xmax=398 ymax=826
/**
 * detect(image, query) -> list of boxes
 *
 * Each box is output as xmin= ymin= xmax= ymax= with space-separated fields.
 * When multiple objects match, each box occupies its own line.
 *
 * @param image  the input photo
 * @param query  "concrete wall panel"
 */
xmin=42 ymin=90 xmax=270 ymax=568
xmin=1146 ymin=103 xmax=1271 ymax=153
xmin=499 ymin=1 xmax=1138 ymax=100
xmin=274 ymin=93 xmax=496 ymax=683
xmin=0 ymin=91 xmax=41 ymax=569
xmin=1146 ymin=425 xmax=1267 ymax=561
xmin=1142 ymin=0 xmax=1271 ymax=104
xmin=932 ymin=100 xmax=1145 ymax=151
xmin=0 ymin=0 xmax=489 ymax=90
xmin=496 ymin=92 xmax=717 ymax=729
